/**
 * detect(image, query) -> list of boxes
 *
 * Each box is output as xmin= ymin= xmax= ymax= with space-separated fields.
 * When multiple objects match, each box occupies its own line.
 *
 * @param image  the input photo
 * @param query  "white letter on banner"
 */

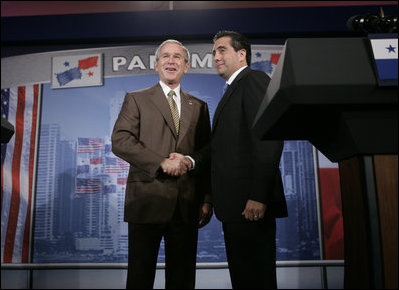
xmin=112 ymin=57 xmax=127 ymax=71
xmin=191 ymin=53 xmax=213 ymax=68
xmin=127 ymin=56 xmax=146 ymax=70
xmin=149 ymin=55 xmax=156 ymax=69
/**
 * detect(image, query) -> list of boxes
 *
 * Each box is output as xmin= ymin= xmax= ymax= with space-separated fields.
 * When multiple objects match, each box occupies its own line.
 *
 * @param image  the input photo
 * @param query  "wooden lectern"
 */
xmin=253 ymin=38 xmax=398 ymax=289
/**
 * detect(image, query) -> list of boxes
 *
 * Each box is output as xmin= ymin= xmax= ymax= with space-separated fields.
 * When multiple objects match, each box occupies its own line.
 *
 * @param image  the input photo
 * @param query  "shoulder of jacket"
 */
xmin=248 ymin=68 xmax=268 ymax=78
xmin=240 ymin=68 xmax=269 ymax=82
xmin=126 ymin=85 xmax=157 ymax=98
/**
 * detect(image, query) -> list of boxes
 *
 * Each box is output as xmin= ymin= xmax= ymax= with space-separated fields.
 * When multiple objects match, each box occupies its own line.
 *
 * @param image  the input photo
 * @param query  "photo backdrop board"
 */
xmin=1 ymin=43 xmax=343 ymax=263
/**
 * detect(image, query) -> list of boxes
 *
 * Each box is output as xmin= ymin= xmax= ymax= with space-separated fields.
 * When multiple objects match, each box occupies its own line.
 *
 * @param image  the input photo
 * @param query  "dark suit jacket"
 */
xmin=210 ymin=67 xmax=288 ymax=222
xmin=111 ymin=83 xmax=211 ymax=224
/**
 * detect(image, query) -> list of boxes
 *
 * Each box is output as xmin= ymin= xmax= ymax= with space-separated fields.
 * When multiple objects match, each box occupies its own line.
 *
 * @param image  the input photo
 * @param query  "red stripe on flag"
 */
xmin=4 ymin=87 xmax=26 ymax=263
xmin=22 ymin=84 xmax=39 ymax=263
xmin=319 ymin=167 xmax=344 ymax=260
xmin=78 ymin=56 xmax=98 ymax=70
xmin=1 ymin=163 xmax=3 ymax=214
xmin=1 ymin=158 xmax=3 ymax=214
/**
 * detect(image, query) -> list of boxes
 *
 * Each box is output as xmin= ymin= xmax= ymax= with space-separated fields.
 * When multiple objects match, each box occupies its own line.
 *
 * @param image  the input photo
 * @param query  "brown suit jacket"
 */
xmin=111 ymin=83 xmax=211 ymax=224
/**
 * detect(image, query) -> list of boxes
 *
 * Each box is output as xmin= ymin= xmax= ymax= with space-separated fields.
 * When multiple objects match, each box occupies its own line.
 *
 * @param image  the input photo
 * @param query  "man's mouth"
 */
xmin=165 ymin=67 xmax=177 ymax=71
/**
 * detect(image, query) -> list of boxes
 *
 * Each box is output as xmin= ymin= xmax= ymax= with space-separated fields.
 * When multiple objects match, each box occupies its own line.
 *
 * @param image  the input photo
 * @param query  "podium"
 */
xmin=253 ymin=38 xmax=398 ymax=289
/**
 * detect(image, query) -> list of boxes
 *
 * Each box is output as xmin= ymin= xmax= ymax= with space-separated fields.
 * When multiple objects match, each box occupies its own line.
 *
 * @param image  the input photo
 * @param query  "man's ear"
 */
xmin=183 ymin=61 xmax=189 ymax=73
xmin=239 ymin=49 xmax=247 ymax=64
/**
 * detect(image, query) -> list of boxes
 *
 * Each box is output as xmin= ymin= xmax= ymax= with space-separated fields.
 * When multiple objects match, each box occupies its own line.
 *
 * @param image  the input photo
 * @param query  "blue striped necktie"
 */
xmin=222 ymin=83 xmax=229 ymax=96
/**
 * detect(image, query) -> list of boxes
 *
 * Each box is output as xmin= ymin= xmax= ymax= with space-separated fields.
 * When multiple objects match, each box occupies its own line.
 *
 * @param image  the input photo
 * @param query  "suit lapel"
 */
xmin=212 ymin=67 xmax=251 ymax=131
xmin=178 ymin=90 xmax=195 ymax=143
xmin=212 ymin=82 xmax=235 ymax=131
xmin=149 ymin=84 xmax=178 ymax=138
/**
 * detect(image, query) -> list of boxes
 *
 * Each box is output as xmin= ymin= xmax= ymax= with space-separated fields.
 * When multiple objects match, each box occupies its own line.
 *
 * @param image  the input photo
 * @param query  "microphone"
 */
xmin=347 ymin=11 xmax=397 ymax=34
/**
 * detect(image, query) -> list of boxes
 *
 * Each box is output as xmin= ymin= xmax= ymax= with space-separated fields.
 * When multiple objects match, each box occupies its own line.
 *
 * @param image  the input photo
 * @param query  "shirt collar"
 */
xmin=159 ymin=81 xmax=181 ymax=99
xmin=226 ymin=65 xmax=248 ymax=85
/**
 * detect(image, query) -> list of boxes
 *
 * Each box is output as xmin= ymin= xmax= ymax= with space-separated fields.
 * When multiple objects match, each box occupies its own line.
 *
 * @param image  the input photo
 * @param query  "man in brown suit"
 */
xmin=112 ymin=39 xmax=212 ymax=289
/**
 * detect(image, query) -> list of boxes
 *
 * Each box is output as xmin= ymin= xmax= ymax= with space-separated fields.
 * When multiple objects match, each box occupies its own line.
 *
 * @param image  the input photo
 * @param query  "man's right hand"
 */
xmin=160 ymin=153 xmax=191 ymax=176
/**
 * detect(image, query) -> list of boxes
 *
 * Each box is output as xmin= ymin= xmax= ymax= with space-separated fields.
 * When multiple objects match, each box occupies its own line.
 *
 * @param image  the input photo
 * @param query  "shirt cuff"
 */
xmin=185 ymin=155 xmax=195 ymax=170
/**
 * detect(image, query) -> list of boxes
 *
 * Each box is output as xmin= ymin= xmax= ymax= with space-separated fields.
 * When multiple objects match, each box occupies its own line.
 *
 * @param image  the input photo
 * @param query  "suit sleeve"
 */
xmin=192 ymin=103 xmax=211 ymax=170
xmin=193 ymin=102 xmax=212 ymax=204
xmin=243 ymin=72 xmax=284 ymax=204
xmin=111 ymin=92 xmax=164 ymax=179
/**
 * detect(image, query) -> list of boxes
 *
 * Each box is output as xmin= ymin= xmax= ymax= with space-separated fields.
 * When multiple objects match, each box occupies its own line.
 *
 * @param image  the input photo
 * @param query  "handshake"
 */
xmin=160 ymin=152 xmax=193 ymax=176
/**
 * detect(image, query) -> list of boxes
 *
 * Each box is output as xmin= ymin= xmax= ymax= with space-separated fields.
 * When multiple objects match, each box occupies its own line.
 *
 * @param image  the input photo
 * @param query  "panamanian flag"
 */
xmin=369 ymin=36 xmax=398 ymax=86
xmin=251 ymin=45 xmax=283 ymax=77
xmin=51 ymin=53 xmax=103 ymax=88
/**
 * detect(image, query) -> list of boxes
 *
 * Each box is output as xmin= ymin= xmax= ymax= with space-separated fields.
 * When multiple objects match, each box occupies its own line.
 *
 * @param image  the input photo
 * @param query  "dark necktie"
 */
xmin=167 ymin=90 xmax=179 ymax=134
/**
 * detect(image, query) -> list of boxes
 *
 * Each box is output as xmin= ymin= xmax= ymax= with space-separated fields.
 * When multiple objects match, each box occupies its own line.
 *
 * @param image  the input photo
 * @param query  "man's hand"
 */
xmin=198 ymin=202 xmax=213 ymax=228
xmin=241 ymin=199 xmax=266 ymax=221
xmin=169 ymin=152 xmax=192 ymax=169
xmin=160 ymin=153 xmax=192 ymax=176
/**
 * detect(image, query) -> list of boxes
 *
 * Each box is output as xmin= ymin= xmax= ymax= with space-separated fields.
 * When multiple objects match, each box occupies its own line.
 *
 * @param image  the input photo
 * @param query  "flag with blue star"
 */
xmin=251 ymin=45 xmax=283 ymax=77
xmin=51 ymin=53 xmax=103 ymax=89
xmin=369 ymin=37 xmax=398 ymax=86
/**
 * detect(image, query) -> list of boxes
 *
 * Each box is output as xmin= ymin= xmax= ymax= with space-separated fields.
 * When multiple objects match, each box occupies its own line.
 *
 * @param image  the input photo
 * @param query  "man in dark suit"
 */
xmin=111 ymin=39 xmax=212 ymax=289
xmin=210 ymin=31 xmax=288 ymax=288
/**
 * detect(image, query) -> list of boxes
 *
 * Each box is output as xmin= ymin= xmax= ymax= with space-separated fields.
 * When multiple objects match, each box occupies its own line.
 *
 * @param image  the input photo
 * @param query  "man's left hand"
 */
xmin=241 ymin=199 xmax=266 ymax=221
xmin=198 ymin=203 xmax=213 ymax=228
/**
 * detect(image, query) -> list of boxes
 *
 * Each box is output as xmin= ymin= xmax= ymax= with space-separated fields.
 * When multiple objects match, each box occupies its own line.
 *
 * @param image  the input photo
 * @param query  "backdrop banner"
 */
xmin=1 ymin=43 xmax=342 ymax=263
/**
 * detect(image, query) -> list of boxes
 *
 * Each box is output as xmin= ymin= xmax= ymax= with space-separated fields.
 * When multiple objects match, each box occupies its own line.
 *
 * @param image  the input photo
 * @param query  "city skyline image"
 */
xmin=33 ymin=73 xmax=320 ymax=263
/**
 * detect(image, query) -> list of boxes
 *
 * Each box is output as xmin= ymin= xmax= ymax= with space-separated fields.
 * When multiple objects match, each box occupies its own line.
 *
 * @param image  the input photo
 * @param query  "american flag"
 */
xmin=104 ymin=157 xmax=130 ymax=173
xmin=77 ymin=138 xmax=103 ymax=153
xmin=76 ymin=178 xmax=102 ymax=195
xmin=317 ymin=151 xmax=344 ymax=259
xmin=1 ymin=85 xmax=40 ymax=263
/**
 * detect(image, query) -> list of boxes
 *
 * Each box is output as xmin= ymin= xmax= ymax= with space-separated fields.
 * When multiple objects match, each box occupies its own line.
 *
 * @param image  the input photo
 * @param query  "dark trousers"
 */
xmin=126 ymin=207 xmax=198 ymax=289
xmin=222 ymin=217 xmax=277 ymax=289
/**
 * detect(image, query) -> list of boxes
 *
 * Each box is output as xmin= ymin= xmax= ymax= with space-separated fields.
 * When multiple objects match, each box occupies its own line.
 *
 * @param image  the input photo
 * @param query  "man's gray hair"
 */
xmin=155 ymin=39 xmax=190 ymax=63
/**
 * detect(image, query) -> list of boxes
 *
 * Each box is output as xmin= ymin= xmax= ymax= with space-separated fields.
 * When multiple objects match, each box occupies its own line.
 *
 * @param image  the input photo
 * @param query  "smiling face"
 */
xmin=155 ymin=42 xmax=189 ymax=89
xmin=213 ymin=36 xmax=247 ymax=81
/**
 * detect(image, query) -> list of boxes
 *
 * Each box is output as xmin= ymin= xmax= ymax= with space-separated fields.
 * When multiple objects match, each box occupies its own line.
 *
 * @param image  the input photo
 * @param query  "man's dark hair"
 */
xmin=213 ymin=30 xmax=251 ymax=65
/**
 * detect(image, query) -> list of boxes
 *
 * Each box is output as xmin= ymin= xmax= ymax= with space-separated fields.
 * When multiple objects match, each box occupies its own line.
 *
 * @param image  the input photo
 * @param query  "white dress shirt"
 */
xmin=159 ymin=81 xmax=181 ymax=117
